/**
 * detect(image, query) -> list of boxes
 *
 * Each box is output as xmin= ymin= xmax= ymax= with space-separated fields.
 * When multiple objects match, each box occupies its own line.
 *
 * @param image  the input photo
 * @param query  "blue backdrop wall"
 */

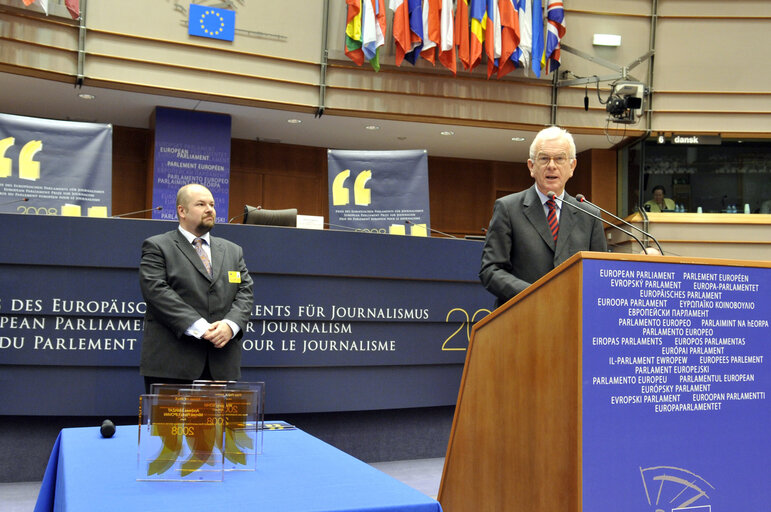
xmin=0 ymin=213 xmax=491 ymax=416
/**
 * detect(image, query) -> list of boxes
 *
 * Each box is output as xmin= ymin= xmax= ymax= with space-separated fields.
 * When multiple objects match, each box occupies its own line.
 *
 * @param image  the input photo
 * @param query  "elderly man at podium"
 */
xmin=479 ymin=126 xmax=608 ymax=308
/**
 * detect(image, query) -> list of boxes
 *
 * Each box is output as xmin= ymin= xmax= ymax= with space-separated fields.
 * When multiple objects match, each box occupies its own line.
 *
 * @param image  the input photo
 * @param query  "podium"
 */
xmin=438 ymin=252 xmax=769 ymax=512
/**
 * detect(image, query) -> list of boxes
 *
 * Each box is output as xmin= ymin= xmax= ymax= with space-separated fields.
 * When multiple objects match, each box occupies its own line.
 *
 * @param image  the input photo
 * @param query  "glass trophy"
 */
xmin=193 ymin=380 xmax=265 ymax=470
xmin=225 ymin=381 xmax=265 ymax=465
xmin=137 ymin=391 xmax=225 ymax=482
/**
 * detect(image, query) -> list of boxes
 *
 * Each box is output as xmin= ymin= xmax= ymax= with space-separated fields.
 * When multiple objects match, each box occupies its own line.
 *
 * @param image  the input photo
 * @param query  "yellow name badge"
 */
xmin=228 ymin=271 xmax=241 ymax=283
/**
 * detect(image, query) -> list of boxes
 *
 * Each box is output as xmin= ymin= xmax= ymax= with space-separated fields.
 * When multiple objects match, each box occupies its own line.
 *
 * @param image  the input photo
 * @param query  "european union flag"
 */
xmin=188 ymin=4 xmax=235 ymax=42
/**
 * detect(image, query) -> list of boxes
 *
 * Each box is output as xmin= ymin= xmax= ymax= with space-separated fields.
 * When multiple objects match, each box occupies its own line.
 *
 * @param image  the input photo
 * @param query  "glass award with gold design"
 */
xmin=224 ymin=381 xmax=265 ymax=468
xmin=137 ymin=390 xmax=225 ymax=482
xmin=193 ymin=380 xmax=265 ymax=470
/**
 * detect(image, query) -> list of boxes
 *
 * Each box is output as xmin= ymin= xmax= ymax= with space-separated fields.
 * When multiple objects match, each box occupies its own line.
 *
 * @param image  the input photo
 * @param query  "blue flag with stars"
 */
xmin=188 ymin=4 xmax=235 ymax=41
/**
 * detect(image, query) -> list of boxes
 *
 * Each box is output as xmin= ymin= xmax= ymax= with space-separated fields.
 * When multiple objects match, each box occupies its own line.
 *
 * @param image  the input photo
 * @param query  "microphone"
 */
xmin=576 ymin=194 xmax=664 ymax=255
xmin=547 ymin=191 xmax=647 ymax=253
xmin=0 ymin=197 xmax=29 ymax=206
xmin=405 ymin=219 xmax=457 ymax=238
xmin=323 ymin=221 xmax=361 ymax=232
xmin=113 ymin=206 xmax=162 ymax=218
xmin=100 ymin=419 xmax=116 ymax=438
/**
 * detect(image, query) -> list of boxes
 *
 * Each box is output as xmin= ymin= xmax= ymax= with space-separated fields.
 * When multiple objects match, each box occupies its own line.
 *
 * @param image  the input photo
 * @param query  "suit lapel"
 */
xmin=555 ymin=193 xmax=577 ymax=260
xmin=523 ymin=186 xmax=557 ymax=251
xmin=174 ymin=230 xmax=213 ymax=281
xmin=209 ymin=237 xmax=224 ymax=280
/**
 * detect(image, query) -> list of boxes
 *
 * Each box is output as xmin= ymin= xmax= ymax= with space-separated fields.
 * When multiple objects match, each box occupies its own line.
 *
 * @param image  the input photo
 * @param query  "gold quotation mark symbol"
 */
xmin=19 ymin=140 xmax=43 ymax=180
xmin=332 ymin=169 xmax=351 ymax=206
xmin=353 ymin=170 xmax=371 ymax=205
xmin=333 ymin=169 xmax=372 ymax=206
xmin=0 ymin=137 xmax=15 ymax=178
xmin=0 ymin=137 xmax=43 ymax=181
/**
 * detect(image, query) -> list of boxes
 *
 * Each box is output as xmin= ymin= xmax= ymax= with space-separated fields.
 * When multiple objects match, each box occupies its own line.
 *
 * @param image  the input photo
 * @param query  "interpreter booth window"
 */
xmin=636 ymin=140 xmax=771 ymax=214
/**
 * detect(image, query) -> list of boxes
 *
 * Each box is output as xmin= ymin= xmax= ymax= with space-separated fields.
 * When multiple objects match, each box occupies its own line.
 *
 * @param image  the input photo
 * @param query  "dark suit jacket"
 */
xmin=479 ymin=185 xmax=607 ymax=307
xmin=139 ymin=229 xmax=254 ymax=380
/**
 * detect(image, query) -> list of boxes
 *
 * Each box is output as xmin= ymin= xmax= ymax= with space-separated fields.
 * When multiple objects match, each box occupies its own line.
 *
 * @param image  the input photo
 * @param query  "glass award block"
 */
xmin=137 ymin=392 xmax=225 ymax=482
xmin=226 ymin=381 xmax=265 ymax=469
xmin=193 ymin=380 xmax=265 ymax=470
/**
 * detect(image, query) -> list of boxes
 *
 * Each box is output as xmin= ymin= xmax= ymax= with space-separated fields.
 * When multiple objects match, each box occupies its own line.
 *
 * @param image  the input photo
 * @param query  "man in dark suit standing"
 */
xmin=480 ymin=126 xmax=607 ymax=308
xmin=139 ymin=183 xmax=254 ymax=392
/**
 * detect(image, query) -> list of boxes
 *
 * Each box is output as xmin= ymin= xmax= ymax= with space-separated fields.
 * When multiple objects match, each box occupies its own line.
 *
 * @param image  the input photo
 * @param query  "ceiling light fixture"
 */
xmin=77 ymin=93 xmax=95 ymax=100
xmin=287 ymin=119 xmax=302 ymax=124
xmin=364 ymin=125 xmax=380 ymax=130
xmin=440 ymin=131 xmax=454 ymax=136
xmin=511 ymin=136 xmax=526 ymax=142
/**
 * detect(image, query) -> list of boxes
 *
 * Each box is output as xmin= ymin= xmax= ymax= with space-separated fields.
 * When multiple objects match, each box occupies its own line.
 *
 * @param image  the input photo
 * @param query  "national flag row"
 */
xmin=22 ymin=0 xmax=80 ymax=20
xmin=345 ymin=0 xmax=566 ymax=78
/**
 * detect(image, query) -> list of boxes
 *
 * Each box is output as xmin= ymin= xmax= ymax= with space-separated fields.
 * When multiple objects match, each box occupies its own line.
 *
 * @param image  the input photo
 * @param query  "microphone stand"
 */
xmin=548 ymin=192 xmax=647 ymax=253
xmin=576 ymin=194 xmax=664 ymax=255
xmin=405 ymin=220 xmax=457 ymax=238
xmin=112 ymin=206 xmax=162 ymax=218
xmin=0 ymin=197 xmax=29 ymax=206
xmin=324 ymin=222 xmax=362 ymax=232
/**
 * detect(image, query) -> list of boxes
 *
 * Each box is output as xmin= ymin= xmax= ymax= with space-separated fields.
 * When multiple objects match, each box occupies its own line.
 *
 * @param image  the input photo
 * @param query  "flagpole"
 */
xmin=76 ymin=0 xmax=87 ymax=87
xmin=318 ymin=0 xmax=330 ymax=117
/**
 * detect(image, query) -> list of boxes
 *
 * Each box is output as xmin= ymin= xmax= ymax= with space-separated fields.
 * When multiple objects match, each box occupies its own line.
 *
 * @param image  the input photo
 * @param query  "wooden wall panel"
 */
xmin=262 ymin=173 xmax=322 ymax=213
xmin=573 ymin=148 xmax=617 ymax=221
xmin=228 ymin=169 xmax=263 ymax=222
xmin=588 ymin=148 xmax=618 ymax=219
xmin=429 ymin=157 xmax=494 ymax=238
xmin=111 ymin=126 xmax=150 ymax=216
xmin=493 ymin=161 xmax=532 ymax=198
xmin=228 ymin=139 xmax=327 ymax=220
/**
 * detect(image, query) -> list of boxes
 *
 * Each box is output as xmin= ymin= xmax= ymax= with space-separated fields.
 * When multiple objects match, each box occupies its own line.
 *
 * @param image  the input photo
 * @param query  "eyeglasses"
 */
xmin=534 ymin=154 xmax=572 ymax=166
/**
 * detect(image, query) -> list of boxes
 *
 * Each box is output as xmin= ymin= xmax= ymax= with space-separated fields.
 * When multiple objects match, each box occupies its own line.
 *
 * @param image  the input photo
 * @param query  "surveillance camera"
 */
xmin=606 ymin=81 xmax=645 ymax=124
xmin=606 ymin=97 xmax=628 ymax=117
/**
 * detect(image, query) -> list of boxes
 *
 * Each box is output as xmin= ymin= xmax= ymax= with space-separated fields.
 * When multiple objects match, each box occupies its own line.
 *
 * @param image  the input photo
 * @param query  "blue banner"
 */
xmin=0 ymin=113 xmax=112 ymax=217
xmin=327 ymin=149 xmax=431 ymax=235
xmin=581 ymin=259 xmax=769 ymax=511
xmin=0 ymin=214 xmax=489 ymax=415
xmin=0 ymin=215 xmax=488 ymax=369
xmin=152 ymin=107 xmax=231 ymax=223
xmin=188 ymin=4 xmax=235 ymax=41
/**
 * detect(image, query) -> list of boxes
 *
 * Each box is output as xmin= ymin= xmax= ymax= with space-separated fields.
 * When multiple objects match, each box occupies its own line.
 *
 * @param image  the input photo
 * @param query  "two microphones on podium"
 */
xmin=547 ymin=191 xmax=663 ymax=255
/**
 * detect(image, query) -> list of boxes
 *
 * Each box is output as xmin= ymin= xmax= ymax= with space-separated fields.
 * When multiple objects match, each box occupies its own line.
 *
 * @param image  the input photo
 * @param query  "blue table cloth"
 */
xmin=34 ymin=425 xmax=442 ymax=512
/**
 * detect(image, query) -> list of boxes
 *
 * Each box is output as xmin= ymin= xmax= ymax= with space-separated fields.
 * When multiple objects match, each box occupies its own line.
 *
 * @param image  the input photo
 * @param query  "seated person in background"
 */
xmin=644 ymin=185 xmax=676 ymax=212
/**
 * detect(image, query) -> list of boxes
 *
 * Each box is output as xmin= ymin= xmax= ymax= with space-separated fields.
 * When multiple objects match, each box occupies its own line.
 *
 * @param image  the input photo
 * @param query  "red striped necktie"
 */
xmin=546 ymin=199 xmax=559 ymax=242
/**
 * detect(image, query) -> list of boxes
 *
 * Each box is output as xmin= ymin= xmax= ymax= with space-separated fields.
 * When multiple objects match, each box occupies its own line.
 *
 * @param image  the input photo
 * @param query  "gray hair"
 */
xmin=529 ymin=126 xmax=577 ymax=160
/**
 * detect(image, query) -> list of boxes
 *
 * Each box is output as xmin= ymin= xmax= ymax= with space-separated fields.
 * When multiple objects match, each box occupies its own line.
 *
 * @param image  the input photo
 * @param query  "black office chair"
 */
xmin=242 ymin=205 xmax=297 ymax=227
